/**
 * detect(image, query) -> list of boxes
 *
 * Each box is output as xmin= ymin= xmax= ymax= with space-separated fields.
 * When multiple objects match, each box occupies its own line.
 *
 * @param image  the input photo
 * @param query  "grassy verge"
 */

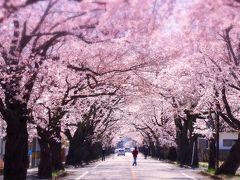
xmin=200 ymin=168 xmax=240 ymax=179
xmin=149 ymin=156 xmax=178 ymax=165
xmin=52 ymin=170 xmax=68 ymax=179
xmin=206 ymin=168 xmax=218 ymax=176
xmin=199 ymin=162 xmax=208 ymax=169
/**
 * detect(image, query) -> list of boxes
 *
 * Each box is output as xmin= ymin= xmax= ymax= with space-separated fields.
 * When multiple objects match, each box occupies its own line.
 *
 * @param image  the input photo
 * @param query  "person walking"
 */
xmin=143 ymin=145 xmax=148 ymax=159
xmin=132 ymin=147 xmax=138 ymax=166
xmin=101 ymin=148 xmax=105 ymax=161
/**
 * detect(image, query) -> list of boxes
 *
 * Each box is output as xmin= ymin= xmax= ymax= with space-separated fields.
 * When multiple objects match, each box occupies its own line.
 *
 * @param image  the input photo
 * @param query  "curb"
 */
xmin=200 ymin=171 xmax=224 ymax=179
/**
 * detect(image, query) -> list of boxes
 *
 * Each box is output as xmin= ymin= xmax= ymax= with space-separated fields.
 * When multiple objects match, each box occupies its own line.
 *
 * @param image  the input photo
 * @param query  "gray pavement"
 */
xmin=1 ymin=154 xmax=239 ymax=179
xmin=60 ymin=153 xmax=211 ymax=180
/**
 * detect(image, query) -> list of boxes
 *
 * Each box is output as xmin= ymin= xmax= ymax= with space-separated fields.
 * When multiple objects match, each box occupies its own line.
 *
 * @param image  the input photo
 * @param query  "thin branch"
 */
xmin=67 ymin=63 xmax=147 ymax=76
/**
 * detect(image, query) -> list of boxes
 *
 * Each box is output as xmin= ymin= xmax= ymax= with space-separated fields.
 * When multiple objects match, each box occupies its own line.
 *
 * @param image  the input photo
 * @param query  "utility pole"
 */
xmin=214 ymin=87 xmax=220 ymax=169
xmin=216 ymin=103 xmax=220 ymax=168
xmin=191 ymin=142 xmax=195 ymax=167
xmin=0 ymin=125 xmax=3 ymax=157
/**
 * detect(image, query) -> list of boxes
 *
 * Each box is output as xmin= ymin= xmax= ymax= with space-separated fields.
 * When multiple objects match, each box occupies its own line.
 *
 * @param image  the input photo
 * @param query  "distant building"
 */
xmin=198 ymin=132 xmax=239 ymax=161
xmin=219 ymin=132 xmax=238 ymax=150
xmin=0 ymin=135 xmax=68 ymax=170
xmin=28 ymin=138 xmax=41 ymax=168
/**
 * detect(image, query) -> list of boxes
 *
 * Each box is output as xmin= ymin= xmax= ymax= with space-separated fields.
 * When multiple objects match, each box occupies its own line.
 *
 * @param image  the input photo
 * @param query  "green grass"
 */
xmin=220 ymin=174 xmax=240 ymax=179
xmin=52 ymin=170 xmax=64 ymax=178
xmin=206 ymin=168 xmax=216 ymax=175
xmin=199 ymin=162 xmax=208 ymax=168
xmin=201 ymin=168 xmax=240 ymax=179
xmin=199 ymin=161 xmax=225 ymax=169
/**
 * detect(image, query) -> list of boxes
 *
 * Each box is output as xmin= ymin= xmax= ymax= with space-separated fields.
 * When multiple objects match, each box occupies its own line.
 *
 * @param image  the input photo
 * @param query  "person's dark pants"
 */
xmin=144 ymin=154 xmax=147 ymax=159
xmin=133 ymin=157 xmax=137 ymax=166
xmin=102 ymin=155 xmax=105 ymax=161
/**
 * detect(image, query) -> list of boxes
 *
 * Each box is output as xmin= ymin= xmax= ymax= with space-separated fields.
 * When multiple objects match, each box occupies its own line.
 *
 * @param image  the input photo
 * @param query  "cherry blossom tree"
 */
xmin=132 ymin=99 xmax=176 ymax=159
xmin=184 ymin=0 xmax=240 ymax=174
xmin=2 ymin=0 xmax=240 ymax=178
xmin=31 ymin=59 xmax=122 ymax=177
xmin=0 ymin=0 xmax=111 ymax=178
xmin=65 ymin=96 xmax=122 ymax=166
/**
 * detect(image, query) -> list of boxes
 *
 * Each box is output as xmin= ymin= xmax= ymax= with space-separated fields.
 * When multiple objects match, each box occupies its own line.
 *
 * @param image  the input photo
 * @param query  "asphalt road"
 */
xmin=60 ymin=153 xmax=210 ymax=180
xmin=1 ymin=153 xmax=238 ymax=179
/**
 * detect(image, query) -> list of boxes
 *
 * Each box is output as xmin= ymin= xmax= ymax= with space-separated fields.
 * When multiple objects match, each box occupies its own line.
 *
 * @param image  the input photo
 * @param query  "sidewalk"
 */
xmin=199 ymin=162 xmax=240 ymax=174
xmin=148 ymin=157 xmax=240 ymax=179
xmin=0 ymin=167 xmax=39 ymax=180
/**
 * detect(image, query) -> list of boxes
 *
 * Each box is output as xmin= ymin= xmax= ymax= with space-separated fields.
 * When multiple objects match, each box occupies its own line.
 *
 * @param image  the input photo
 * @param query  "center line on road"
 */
xmin=127 ymin=156 xmax=137 ymax=180
xmin=181 ymin=173 xmax=198 ymax=180
xmin=76 ymin=171 xmax=89 ymax=180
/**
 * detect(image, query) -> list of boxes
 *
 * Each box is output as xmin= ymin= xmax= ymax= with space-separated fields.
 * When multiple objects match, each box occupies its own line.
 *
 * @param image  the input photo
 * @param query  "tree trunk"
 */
xmin=66 ymin=138 xmax=82 ymax=166
xmin=174 ymin=116 xmax=189 ymax=166
xmin=175 ymin=120 xmax=182 ymax=163
xmin=208 ymin=138 xmax=216 ymax=169
xmin=66 ymin=124 xmax=88 ymax=165
xmin=66 ymin=139 xmax=76 ymax=165
xmin=215 ymin=134 xmax=240 ymax=175
xmin=180 ymin=119 xmax=189 ymax=166
xmin=156 ymin=142 xmax=161 ymax=159
xmin=167 ymin=146 xmax=177 ymax=161
xmin=50 ymin=139 xmax=64 ymax=172
xmin=38 ymin=133 xmax=52 ymax=179
xmin=65 ymin=130 xmax=75 ymax=166
xmin=150 ymin=142 xmax=156 ymax=157
xmin=189 ymin=135 xmax=199 ymax=168
xmin=4 ymin=117 xmax=28 ymax=180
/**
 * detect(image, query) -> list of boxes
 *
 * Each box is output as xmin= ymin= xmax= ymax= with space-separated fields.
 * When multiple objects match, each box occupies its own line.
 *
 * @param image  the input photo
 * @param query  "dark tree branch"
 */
xmin=23 ymin=71 xmax=38 ymax=102
xmin=39 ymin=103 xmax=52 ymax=120
xmin=65 ymin=88 xmax=119 ymax=104
xmin=224 ymin=26 xmax=239 ymax=66
xmin=221 ymin=87 xmax=240 ymax=129
xmin=64 ymin=129 xmax=73 ymax=141
xmin=67 ymin=63 xmax=147 ymax=76
xmin=228 ymin=84 xmax=240 ymax=91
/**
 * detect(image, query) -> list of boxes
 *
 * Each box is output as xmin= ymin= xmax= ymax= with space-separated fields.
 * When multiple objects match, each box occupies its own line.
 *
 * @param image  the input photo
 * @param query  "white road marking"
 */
xmin=75 ymin=171 xmax=89 ymax=180
xmin=92 ymin=161 xmax=104 ymax=169
xmin=181 ymin=173 xmax=198 ymax=180
xmin=162 ymin=164 xmax=172 ymax=169
xmin=66 ymin=169 xmax=80 ymax=172
xmin=75 ymin=161 xmax=104 ymax=179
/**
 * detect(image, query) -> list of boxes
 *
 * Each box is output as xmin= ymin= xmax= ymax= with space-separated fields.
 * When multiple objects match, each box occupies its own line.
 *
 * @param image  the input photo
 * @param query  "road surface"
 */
xmin=60 ymin=153 xmax=209 ymax=180
xmin=1 ymin=153 xmax=238 ymax=179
